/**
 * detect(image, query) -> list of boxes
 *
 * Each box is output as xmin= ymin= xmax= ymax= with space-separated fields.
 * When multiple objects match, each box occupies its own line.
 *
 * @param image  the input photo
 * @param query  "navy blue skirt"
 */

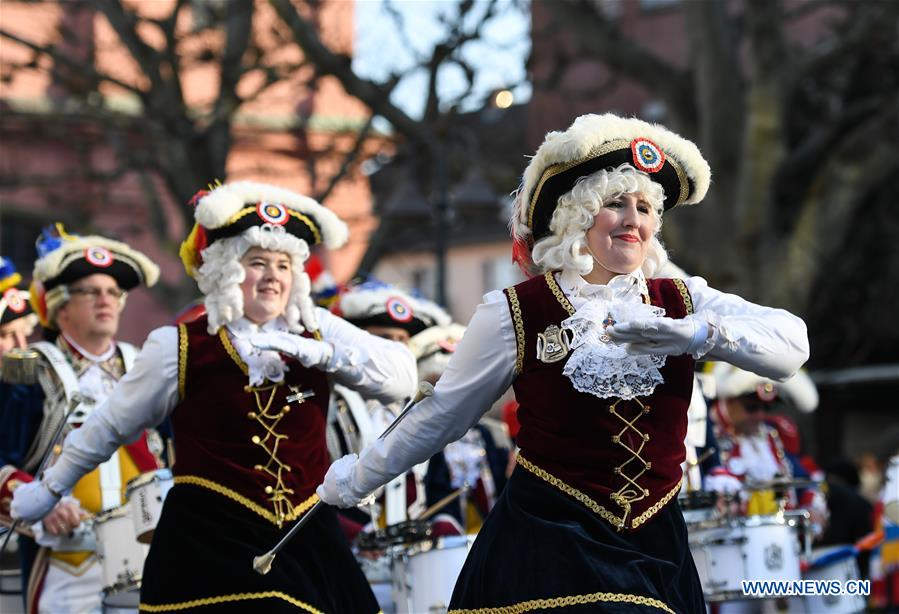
xmin=140 ymin=484 xmax=378 ymax=613
xmin=449 ymin=463 xmax=704 ymax=613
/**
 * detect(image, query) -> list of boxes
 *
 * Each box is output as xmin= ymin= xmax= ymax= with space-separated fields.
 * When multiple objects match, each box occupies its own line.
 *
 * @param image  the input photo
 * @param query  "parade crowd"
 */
xmin=1 ymin=113 xmax=897 ymax=614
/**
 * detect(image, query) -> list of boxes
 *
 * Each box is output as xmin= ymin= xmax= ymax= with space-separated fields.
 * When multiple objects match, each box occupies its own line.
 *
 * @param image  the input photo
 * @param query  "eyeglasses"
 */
xmin=68 ymin=286 xmax=126 ymax=301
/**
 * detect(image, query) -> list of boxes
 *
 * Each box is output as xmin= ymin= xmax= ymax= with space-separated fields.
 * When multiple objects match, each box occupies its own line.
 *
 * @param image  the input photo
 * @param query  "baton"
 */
xmin=253 ymin=381 xmax=435 ymax=575
xmin=0 ymin=393 xmax=86 ymax=556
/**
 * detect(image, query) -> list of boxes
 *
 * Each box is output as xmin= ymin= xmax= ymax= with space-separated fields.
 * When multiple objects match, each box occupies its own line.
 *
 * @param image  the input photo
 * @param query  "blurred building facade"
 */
xmin=0 ymin=0 xmax=378 ymax=344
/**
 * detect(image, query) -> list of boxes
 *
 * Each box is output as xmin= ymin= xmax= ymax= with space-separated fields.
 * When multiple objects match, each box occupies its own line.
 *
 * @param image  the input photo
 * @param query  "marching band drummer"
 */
xmin=0 ymin=230 xmax=162 ymax=614
xmin=333 ymin=280 xmax=452 ymax=528
xmin=317 ymin=113 xmax=810 ymax=613
xmin=704 ymin=364 xmax=824 ymax=518
xmin=11 ymin=182 xmax=417 ymax=613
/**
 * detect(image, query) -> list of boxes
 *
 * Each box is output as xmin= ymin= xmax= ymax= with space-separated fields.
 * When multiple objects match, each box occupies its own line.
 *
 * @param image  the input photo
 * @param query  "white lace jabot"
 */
xmin=556 ymin=269 xmax=666 ymax=400
xmin=226 ymin=317 xmax=291 ymax=386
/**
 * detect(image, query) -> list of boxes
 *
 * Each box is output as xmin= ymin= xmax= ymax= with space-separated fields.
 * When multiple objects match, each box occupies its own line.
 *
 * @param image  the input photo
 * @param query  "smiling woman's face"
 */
xmin=583 ymin=192 xmax=657 ymax=284
xmin=239 ymin=247 xmax=293 ymax=324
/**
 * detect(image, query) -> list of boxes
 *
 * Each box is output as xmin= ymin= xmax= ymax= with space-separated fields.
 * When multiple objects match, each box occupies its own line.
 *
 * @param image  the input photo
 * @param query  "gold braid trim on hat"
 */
xmin=226 ymin=206 xmax=322 ymax=245
xmin=449 ymin=590 xmax=674 ymax=613
xmin=527 ymin=139 xmax=631 ymax=232
xmin=138 ymin=590 xmax=324 ymax=613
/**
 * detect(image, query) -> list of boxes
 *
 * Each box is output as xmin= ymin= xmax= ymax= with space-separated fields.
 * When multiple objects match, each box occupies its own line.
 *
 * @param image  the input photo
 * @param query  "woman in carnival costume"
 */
xmin=317 ymin=114 xmax=810 ymax=613
xmin=12 ymin=182 xmax=417 ymax=613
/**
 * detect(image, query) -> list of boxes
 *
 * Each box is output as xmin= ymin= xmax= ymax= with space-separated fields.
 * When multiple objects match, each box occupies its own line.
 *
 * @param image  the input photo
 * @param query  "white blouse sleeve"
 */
xmin=686 ymin=276 xmax=810 ymax=381
xmin=315 ymin=308 xmax=417 ymax=403
xmin=43 ymin=326 xmax=180 ymax=494
xmin=348 ymin=290 xmax=518 ymax=498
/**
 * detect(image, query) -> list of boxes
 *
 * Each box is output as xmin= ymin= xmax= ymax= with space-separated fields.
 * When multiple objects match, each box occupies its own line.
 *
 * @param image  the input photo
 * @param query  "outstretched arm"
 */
xmin=319 ymin=291 xmax=517 ymax=507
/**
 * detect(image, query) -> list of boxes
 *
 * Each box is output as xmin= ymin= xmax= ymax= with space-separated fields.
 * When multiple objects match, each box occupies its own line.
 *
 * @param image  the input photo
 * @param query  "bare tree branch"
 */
xmin=546 ymin=0 xmax=696 ymax=127
xmin=314 ymin=115 xmax=375 ymax=204
xmin=269 ymin=0 xmax=427 ymax=147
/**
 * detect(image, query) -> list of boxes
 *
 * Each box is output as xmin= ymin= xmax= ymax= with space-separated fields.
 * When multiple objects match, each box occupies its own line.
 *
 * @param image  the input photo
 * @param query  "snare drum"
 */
xmin=679 ymin=490 xmax=718 ymax=525
xmin=793 ymin=545 xmax=866 ymax=613
xmin=392 ymin=534 xmax=475 ymax=614
xmin=689 ymin=514 xmax=801 ymax=602
xmin=358 ymin=553 xmax=395 ymax=614
xmin=125 ymin=469 xmax=173 ymax=544
xmin=93 ymin=504 xmax=148 ymax=609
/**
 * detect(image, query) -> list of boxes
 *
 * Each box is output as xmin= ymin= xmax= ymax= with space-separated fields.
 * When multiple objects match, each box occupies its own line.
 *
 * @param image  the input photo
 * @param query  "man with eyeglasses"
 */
xmin=0 ymin=225 xmax=161 ymax=613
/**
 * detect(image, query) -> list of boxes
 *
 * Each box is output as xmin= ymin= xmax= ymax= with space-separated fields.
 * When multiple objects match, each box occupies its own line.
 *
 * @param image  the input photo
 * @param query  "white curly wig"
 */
xmin=527 ymin=164 xmax=669 ymax=278
xmin=194 ymin=225 xmax=317 ymax=335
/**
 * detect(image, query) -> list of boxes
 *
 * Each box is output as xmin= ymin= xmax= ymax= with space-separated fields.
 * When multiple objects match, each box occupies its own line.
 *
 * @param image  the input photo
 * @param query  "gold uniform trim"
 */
xmin=177 ymin=324 xmax=188 ymax=401
xmin=517 ymin=455 xmax=623 ymax=528
xmin=516 ymin=455 xmax=680 ymax=531
xmin=449 ymin=590 xmax=674 ymax=614
xmin=544 ymin=272 xmax=576 ymax=316
xmin=506 ymin=287 xmax=525 ymax=375
xmin=174 ymin=475 xmax=319 ymax=526
xmin=632 ymin=480 xmax=682 ymax=529
xmin=226 ymin=206 xmax=322 ymax=245
xmin=219 ymin=328 xmax=249 ymax=375
xmin=139 ymin=590 xmax=323 ymax=613
xmin=670 ymin=278 xmax=693 ymax=315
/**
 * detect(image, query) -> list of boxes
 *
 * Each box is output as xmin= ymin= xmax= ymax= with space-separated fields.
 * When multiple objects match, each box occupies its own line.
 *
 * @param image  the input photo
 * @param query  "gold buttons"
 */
xmin=611 ymin=435 xmax=620 ymax=443
xmin=264 ymin=486 xmax=273 ymax=494
xmin=251 ymin=435 xmax=261 ymax=444
xmin=281 ymin=405 xmax=290 ymax=413
xmin=247 ymin=411 xmax=257 ymax=419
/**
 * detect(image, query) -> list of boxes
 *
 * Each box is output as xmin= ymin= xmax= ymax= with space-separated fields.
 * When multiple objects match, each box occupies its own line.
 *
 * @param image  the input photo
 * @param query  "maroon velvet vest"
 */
xmin=172 ymin=317 xmax=331 ymax=526
xmin=505 ymin=272 xmax=695 ymax=531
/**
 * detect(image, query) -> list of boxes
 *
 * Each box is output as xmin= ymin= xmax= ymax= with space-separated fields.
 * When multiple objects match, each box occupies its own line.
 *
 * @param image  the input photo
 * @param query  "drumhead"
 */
xmin=103 ymin=585 xmax=141 ymax=608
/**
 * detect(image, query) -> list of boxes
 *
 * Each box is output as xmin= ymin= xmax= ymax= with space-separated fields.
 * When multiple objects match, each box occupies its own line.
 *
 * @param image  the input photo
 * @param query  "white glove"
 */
xmin=11 ymin=480 xmax=61 ymax=523
xmin=704 ymin=473 xmax=743 ymax=495
xmin=607 ymin=315 xmax=709 ymax=357
xmin=249 ymin=331 xmax=334 ymax=369
xmin=316 ymin=454 xmax=365 ymax=508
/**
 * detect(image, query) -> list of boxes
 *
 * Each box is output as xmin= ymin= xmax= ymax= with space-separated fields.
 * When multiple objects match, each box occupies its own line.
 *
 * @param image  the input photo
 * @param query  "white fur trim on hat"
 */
xmin=517 ymin=113 xmax=711 ymax=235
xmin=711 ymin=363 xmax=772 ymax=401
xmin=777 ymin=371 xmax=819 ymax=413
xmin=338 ymin=287 xmax=451 ymax=328
xmin=32 ymin=235 xmax=160 ymax=288
xmin=408 ymin=323 xmax=466 ymax=360
xmin=194 ymin=181 xmax=348 ymax=249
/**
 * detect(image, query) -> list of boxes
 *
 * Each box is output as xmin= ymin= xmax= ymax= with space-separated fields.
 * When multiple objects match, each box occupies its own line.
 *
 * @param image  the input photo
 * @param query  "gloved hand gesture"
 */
xmin=316 ymin=454 xmax=364 ymax=508
xmin=249 ymin=331 xmax=333 ymax=369
xmin=607 ymin=315 xmax=708 ymax=357
xmin=11 ymin=480 xmax=61 ymax=524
